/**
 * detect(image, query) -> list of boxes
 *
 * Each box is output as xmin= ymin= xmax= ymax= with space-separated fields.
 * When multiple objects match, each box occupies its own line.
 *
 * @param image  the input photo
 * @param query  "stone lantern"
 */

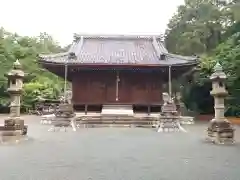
xmin=207 ymin=62 xmax=234 ymax=144
xmin=1 ymin=60 xmax=28 ymax=136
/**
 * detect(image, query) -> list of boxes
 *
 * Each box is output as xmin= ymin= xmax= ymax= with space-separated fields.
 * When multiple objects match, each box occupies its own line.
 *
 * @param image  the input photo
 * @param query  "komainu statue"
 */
xmin=59 ymin=90 xmax=72 ymax=104
xmin=162 ymin=92 xmax=173 ymax=104
xmin=65 ymin=90 xmax=72 ymax=104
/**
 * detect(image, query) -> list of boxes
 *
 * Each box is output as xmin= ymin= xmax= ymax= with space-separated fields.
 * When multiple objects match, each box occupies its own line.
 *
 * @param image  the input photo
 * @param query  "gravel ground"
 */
xmin=0 ymin=115 xmax=240 ymax=180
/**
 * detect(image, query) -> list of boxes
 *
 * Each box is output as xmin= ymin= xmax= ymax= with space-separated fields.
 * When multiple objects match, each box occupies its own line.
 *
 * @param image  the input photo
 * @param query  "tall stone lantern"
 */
xmin=3 ymin=60 xmax=28 ymax=136
xmin=207 ymin=62 xmax=234 ymax=144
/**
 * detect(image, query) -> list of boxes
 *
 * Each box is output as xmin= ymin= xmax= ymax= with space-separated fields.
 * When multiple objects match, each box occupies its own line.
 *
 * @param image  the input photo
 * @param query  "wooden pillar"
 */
xmin=168 ymin=66 xmax=172 ymax=98
xmin=147 ymin=79 xmax=151 ymax=115
xmin=147 ymin=105 xmax=150 ymax=115
xmin=84 ymin=104 xmax=88 ymax=115
xmin=116 ymin=71 xmax=120 ymax=101
xmin=64 ymin=63 xmax=68 ymax=102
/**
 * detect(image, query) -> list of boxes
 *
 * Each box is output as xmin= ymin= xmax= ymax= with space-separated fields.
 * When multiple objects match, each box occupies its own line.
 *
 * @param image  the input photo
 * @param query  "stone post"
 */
xmin=207 ymin=62 xmax=234 ymax=144
xmin=1 ymin=60 xmax=28 ymax=136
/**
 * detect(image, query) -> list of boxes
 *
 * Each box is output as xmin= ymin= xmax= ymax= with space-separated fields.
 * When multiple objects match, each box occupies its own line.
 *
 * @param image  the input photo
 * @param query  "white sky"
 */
xmin=0 ymin=0 xmax=184 ymax=46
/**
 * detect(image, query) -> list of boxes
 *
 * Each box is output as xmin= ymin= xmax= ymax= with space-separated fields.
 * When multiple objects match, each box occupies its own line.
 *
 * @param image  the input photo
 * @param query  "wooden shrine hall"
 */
xmin=38 ymin=35 xmax=198 ymax=114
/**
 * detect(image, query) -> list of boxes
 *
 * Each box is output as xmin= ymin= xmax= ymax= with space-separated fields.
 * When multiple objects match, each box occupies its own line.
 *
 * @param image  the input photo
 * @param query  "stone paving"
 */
xmin=0 ymin=115 xmax=240 ymax=180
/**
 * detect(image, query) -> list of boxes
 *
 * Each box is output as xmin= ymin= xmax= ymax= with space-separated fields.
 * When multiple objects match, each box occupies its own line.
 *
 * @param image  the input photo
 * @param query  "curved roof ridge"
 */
xmin=73 ymin=34 xmax=163 ymax=40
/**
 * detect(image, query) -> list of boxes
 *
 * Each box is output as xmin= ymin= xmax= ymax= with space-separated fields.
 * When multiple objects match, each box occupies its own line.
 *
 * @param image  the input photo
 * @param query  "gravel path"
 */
xmin=0 ymin=115 xmax=240 ymax=180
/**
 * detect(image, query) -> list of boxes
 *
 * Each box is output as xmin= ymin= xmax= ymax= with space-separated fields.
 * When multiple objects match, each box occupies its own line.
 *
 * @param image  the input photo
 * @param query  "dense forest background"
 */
xmin=165 ymin=0 xmax=240 ymax=116
xmin=0 ymin=0 xmax=239 ymax=116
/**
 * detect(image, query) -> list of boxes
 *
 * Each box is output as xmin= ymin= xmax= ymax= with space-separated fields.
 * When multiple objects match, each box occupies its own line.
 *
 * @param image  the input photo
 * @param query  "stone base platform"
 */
xmin=0 ymin=118 xmax=28 ymax=137
xmin=206 ymin=120 xmax=234 ymax=144
xmin=0 ymin=133 xmax=29 ymax=144
xmin=180 ymin=116 xmax=194 ymax=125
xmin=40 ymin=114 xmax=55 ymax=125
xmin=0 ymin=126 xmax=28 ymax=135
xmin=48 ymin=117 xmax=77 ymax=132
xmin=0 ymin=123 xmax=28 ymax=144
xmin=157 ymin=116 xmax=187 ymax=133
xmin=40 ymin=112 xmax=195 ymax=128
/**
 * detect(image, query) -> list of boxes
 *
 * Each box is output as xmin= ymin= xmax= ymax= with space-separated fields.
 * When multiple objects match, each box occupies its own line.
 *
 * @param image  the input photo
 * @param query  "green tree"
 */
xmin=0 ymin=27 xmax=66 ymax=112
xmin=165 ymin=0 xmax=240 ymax=116
xmin=165 ymin=0 xmax=235 ymax=55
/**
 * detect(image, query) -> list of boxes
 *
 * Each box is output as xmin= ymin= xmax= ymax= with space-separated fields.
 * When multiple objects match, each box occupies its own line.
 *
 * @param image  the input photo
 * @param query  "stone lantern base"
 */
xmin=207 ymin=119 xmax=234 ymax=144
xmin=157 ymin=101 xmax=187 ymax=132
xmin=0 ymin=117 xmax=28 ymax=137
xmin=56 ymin=103 xmax=76 ymax=118
xmin=48 ymin=103 xmax=77 ymax=131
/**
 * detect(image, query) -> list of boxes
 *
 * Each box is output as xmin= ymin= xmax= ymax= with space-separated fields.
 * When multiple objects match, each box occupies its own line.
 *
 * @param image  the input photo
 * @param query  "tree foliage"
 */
xmin=165 ymin=0 xmax=240 ymax=116
xmin=0 ymin=28 xmax=65 ymax=112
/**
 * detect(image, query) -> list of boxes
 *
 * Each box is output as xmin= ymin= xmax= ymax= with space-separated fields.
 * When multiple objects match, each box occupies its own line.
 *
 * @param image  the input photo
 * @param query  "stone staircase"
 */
xmin=76 ymin=115 xmax=156 ymax=128
xmin=76 ymin=105 xmax=155 ymax=128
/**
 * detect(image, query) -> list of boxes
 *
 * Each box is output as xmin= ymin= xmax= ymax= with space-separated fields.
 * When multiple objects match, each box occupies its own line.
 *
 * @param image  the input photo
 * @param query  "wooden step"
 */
xmin=101 ymin=104 xmax=134 ymax=115
xmin=102 ymin=104 xmax=133 ymax=109
xmin=77 ymin=124 xmax=154 ymax=128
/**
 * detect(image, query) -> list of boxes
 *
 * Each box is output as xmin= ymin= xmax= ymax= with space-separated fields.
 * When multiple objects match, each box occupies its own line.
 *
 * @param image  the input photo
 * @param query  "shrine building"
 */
xmin=38 ymin=35 xmax=198 ymax=114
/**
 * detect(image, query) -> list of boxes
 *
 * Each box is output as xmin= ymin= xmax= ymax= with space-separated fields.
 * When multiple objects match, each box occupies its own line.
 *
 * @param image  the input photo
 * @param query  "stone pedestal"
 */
xmin=2 ymin=118 xmax=27 ymax=135
xmin=48 ymin=103 xmax=77 ymax=132
xmin=206 ymin=62 xmax=234 ymax=144
xmin=207 ymin=120 xmax=234 ymax=144
xmin=157 ymin=94 xmax=187 ymax=132
xmin=56 ymin=103 xmax=75 ymax=118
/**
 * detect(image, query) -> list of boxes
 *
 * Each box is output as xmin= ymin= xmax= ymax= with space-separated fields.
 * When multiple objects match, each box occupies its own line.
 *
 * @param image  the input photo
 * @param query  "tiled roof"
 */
xmin=39 ymin=35 xmax=198 ymax=66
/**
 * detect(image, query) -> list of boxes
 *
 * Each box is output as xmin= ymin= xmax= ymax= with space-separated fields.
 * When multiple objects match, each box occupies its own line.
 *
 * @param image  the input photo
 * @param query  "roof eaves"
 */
xmin=166 ymin=53 xmax=199 ymax=61
xmin=38 ymin=61 xmax=199 ymax=67
xmin=38 ymin=52 xmax=69 ymax=59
